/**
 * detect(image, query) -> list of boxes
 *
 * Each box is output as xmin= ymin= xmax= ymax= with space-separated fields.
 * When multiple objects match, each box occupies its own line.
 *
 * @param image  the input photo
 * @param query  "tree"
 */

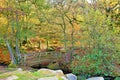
xmin=0 ymin=0 xmax=34 ymax=64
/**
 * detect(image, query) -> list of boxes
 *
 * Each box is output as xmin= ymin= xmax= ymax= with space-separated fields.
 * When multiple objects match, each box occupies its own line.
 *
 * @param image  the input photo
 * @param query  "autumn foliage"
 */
xmin=0 ymin=48 xmax=11 ymax=65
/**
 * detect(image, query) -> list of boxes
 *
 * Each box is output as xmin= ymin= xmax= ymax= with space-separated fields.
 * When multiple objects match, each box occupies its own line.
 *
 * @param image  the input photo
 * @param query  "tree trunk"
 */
xmin=16 ymin=38 xmax=21 ymax=63
xmin=6 ymin=40 xmax=16 ymax=64
xmin=62 ymin=15 xmax=67 ymax=50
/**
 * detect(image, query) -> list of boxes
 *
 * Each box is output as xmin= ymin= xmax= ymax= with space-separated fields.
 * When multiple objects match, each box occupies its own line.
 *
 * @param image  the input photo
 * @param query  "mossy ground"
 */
xmin=0 ymin=68 xmax=63 ymax=80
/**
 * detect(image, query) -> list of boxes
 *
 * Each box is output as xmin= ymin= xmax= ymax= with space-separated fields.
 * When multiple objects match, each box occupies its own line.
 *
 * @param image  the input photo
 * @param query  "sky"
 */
xmin=87 ymin=0 xmax=91 ymax=3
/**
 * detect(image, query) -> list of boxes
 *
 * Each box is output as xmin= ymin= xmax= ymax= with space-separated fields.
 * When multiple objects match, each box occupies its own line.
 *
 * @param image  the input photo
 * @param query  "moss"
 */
xmin=8 ymin=63 xmax=17 ymax=68
xmin=58 ymin=76 xmax=64 ymax=80
xmin=47 ymin=62 xmax=60 ymax=70
xmin=0 ymin=74 xmax=11 ymax=78
xmin=0 ymin=69 xmax=66 ymax=80
xmin=16 ymin=73 xmax=37 ymax=80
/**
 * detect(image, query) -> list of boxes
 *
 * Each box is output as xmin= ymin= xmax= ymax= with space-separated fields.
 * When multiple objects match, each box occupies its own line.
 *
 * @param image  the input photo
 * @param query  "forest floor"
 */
xmin=0 ymin=64 xmax=33 ymax=74
xmin=0 ymin=65 xmax=8 ymax=73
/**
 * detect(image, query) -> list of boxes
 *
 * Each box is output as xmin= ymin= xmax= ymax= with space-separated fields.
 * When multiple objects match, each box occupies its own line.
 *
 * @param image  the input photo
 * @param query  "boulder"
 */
xmin=55 ymin=70 xmax=65 ymax=76
xmin=37 ymin=68 xmax=64 ymax=76
xmin=61 ymin=76 xmax=69 ymax=80
xmin=17 ymin=68 xmax=22 ymax=71
xmin=37 ymin=68 xmax=68 ymax=80
xmin=38 ymin=76 xmax=68 ymax=80
xmin=66 ymin=73 xmax=77 ymax=80
xmin=38 ymin=76 xmax=59 ymax=80
xmin=86 ymin=77 xmax=104 ymax=80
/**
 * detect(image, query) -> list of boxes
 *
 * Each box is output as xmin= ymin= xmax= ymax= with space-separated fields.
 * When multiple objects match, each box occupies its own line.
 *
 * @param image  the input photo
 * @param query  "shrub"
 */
xmin=115 ymin=77 xmax=120 ymax=80
xmin=71 ymin=49 xmax=120 ymax=77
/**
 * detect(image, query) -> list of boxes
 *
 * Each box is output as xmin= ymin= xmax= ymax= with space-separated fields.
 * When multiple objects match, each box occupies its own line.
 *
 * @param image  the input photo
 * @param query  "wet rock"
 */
xmin=66 ymin=73 xmax=77 ymax=80
xmin=86 ymin=77 xmax=104 ymax=80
